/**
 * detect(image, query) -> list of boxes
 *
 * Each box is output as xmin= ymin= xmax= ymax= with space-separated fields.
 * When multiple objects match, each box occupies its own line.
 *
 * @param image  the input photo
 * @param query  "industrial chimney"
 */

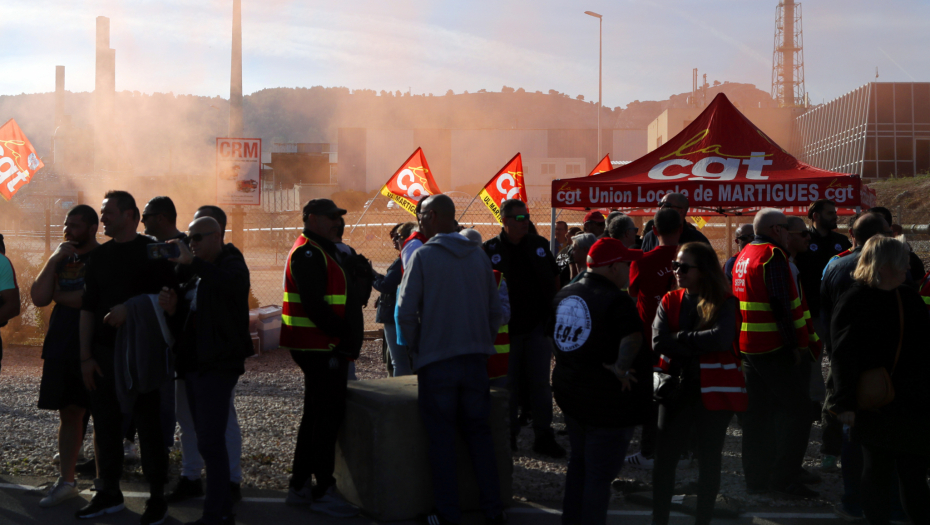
xmin=771 ymin=0 xmax=806 ymax=108
xmin=55 ymin=66 xmax=65 ymax=128
xmin=94 ymin=16 xmax=116 ymax=173
xmin=229 ymin=0 xmax=243 ymax=138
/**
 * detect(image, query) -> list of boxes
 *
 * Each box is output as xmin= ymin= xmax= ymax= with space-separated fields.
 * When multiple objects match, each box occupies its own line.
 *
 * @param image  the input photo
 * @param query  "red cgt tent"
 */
xmin=550 ymin=93 xmax=875 ymax=217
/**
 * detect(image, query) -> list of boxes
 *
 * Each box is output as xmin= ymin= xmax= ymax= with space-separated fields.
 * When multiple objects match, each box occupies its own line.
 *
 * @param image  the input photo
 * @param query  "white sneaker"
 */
xmin=123 ymin=439 xmax=139 ymax=463
xmin=39 ymin=477 xmax=80 ymax=507
xmin=624 ymin=452 xmax=655 ymax=469
xmin=52 ymin=447 xmax=86 ymax=465
xmin=312 ymin=486 xmax=359 ymax=518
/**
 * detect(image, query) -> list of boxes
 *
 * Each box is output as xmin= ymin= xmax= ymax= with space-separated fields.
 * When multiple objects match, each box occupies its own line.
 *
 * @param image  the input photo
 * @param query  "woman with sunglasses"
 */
xmin=651 ymin=242 xmax=747 ymax=525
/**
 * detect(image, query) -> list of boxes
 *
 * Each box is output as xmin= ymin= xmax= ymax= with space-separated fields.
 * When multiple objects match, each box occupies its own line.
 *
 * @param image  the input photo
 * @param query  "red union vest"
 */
xmin=920 ymin=271 xmax=930 ymax=311
xmin=662 ymin=289 xmax=748 ymax=412
xmin=487 ymin=270 xmax=510 ymax=380
xmin=732 ymin=242 xmax=809 ymax=355
xmin=281 ymin=234 xmax=348 ymax=351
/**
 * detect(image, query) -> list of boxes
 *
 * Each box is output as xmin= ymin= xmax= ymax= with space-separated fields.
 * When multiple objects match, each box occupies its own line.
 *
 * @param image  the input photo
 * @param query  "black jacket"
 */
xmin=550 ymin=272 xmax=650 ymax=428
xmin=484 ymin=231 xmax=560 ymax=335
xmin=174 ymin=244 xmax=254 ymax=375
xmin=794 ymin=228 xmax=851 ymax=317
xmin=373 ymin=257 xmax=403 ymax=324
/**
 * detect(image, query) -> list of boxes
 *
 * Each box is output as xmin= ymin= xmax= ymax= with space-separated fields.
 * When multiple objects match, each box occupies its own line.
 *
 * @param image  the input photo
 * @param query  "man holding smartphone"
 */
xmin=77 ymin=191 xmax=177 ymax=524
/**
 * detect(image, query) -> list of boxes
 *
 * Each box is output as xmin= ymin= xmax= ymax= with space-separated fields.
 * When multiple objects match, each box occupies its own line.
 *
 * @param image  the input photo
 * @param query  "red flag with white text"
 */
xmin=379 ymin=147 xmax=442 ymax=216
xmin=0 ymin=119 xmax=44 ymax=201
xmin=478 ymin=153 xmax=527 ymax=224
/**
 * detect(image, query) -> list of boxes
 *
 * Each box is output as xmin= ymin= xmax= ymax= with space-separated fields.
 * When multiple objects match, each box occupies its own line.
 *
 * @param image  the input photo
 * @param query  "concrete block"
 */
xmin=334 ymin=376 xmax=512 ymax=521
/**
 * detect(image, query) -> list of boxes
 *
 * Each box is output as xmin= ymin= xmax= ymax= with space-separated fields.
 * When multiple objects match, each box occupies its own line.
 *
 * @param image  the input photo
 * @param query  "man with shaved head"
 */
xmin=398 ymin=193 xmax=507 ymax=525
xmin=639 ymin=192 xmax=710 ymax=252
xmin=734 ymin=208 xmax=818 ymax=499
xmin=157 ymin=215 xmax=252 ymax=525
xmin=723 ymin=224 xmax=754 ymax=281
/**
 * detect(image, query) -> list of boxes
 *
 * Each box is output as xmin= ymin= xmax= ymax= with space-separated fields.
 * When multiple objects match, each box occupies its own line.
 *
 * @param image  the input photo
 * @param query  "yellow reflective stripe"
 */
xmin=741 ymin=322 xmax=778 ymax=332
xmin=740 ymin=301 xmax=771 ymax=311
xmin=498 ymin=325 xmax=509 ymax=334
xmin=281 ymin=314 xmax=317 ymax=328
xmin=810 ymin=332 xmax=821 ymax=342
xmin=494 ymin=344 xmax=510 ymax=354
xmin=324 ymin=295 xmax=346 ymax=305
xmin=793 ymin=317 xmax=806 ymax=329
xmin=802 ymin=309 xmax=812 ymax=321
xmin=923 ymin=295 xmax=930 ymax=305
xmin=284 ymin=292 xmax=301 ymax=303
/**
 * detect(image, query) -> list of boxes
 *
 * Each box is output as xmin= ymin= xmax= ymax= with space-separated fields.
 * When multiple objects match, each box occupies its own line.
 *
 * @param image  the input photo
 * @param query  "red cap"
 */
xmin=583 ymin=210 xmax=606 ymax=223
xmin=586 ymin=238 xmax=643 ymax=268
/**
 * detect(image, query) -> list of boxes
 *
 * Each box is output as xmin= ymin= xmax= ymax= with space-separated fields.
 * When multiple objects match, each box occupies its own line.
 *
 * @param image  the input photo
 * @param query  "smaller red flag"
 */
xmin=588 ymin=153 xmax=611 ymax=176
xmin=0 ymin=119 xmax=44 ymax=201
xmin=478 ymin=153 xmax=527 ymax=224
xmin=379 ymin=147 xmax=442 ymax=217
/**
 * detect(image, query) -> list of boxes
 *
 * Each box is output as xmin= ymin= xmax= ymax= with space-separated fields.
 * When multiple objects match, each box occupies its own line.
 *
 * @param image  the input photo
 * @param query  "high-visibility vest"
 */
xmin=920 ymin=271 xmax=930 ymax=310
xmin=661 ymin=289 xmax=747 ymax=412
xmin=487 ymin=270 xmax=510 ymax=380
xmin=797 ymin=275 xmax=822 ymax=361
xmin=281 ymin=234 xmax=348 ymax=352
xmin=732 ymin=242 xmax=809 ymax=355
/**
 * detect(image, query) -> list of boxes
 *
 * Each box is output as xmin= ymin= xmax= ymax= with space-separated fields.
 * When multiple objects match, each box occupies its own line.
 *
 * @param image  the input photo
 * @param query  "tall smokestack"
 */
xmin=55 ymin=66 xmax=65 ymax=128
xmin=781 ymin=0 xmax=795 ymax=107
xmin=95 ymin=16 xmax=116 ymax=173
xmin=229 ymin=0 xmax=243 ymax=138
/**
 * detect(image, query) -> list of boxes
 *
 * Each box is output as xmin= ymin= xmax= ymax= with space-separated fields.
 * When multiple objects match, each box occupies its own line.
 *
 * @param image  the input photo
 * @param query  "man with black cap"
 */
xmin=281 ymin=199 xmax=362 ymax=518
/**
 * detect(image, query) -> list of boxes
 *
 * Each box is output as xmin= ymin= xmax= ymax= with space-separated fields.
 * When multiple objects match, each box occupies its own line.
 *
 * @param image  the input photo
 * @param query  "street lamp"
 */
xmin=584 ymin=11 xmax=602 ymax=161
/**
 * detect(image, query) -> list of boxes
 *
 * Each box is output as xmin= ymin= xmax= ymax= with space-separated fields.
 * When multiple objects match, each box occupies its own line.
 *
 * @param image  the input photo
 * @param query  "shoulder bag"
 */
xmin=856 ymin=289 xmax=903 ymax=411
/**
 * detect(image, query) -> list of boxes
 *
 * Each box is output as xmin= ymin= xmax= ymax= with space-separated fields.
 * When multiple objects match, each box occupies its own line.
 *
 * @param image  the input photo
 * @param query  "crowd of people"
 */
xmin=0 ymin=188 xmax=929 ymax=525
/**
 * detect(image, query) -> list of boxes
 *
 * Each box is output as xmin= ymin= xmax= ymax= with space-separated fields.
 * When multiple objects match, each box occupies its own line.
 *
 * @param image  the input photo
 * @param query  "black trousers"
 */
xmin=87 ymin=345 xmax=167 ymax=495
xmin=186 ymin=370 xmax=238 ymax=521
xmin=652 ymin=386 xmax=733 ymax=525
xmin=289 ymin=351 xmax=348 ymax=495
xmin=820 ymin=367 xmax=843 ymax=457
xmin=639 ymin=399 xmax=659 ymax=458
xmin=861 ymin=443 xmax=930 ymax=525
xmin=741 ymin=350 xmax=811 ymax=490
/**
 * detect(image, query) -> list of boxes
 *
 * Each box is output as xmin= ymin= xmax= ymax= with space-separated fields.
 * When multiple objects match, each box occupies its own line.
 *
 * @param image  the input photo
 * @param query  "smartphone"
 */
xmin=146 ymin=243 xmax=181 ymax=260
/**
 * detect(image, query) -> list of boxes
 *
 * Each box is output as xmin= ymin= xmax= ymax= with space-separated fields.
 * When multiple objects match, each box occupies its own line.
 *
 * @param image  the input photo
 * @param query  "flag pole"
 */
xmin=457 ymin=193 xmax=480 ymax=223
xmin=349 ymin=190 xmax=380 ymax=236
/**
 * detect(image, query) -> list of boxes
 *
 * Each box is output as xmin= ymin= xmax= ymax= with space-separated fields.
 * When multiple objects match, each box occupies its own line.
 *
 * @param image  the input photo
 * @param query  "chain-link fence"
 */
xmin=6 ymin=195 xmax=930 ymax=345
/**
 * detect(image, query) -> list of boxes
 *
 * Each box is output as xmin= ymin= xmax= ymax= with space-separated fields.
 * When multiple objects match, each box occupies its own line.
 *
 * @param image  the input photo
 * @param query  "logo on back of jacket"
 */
xmin=553 ymin=296 xmax=591 ymax=352
xmin=733 ymin=257 xmax=750 ymax=292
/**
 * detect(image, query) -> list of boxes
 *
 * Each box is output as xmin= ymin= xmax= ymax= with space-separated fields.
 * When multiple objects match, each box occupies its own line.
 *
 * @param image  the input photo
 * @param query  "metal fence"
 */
xmin=5 ymin=198 xmax=930 ymax=346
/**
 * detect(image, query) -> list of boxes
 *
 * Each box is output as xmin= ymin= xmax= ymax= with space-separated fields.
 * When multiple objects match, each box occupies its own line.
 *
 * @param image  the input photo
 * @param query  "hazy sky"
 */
xmin=4 ymin=0 xmax=927 ymax=108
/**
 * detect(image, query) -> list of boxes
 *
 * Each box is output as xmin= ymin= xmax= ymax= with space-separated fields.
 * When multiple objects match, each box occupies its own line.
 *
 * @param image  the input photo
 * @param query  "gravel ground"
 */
xmin=0 ymin=342 xmax=837 ymax=509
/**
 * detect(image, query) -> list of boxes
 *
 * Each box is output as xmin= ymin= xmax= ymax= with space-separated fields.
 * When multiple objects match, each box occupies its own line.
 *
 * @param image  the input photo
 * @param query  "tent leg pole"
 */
xmin=550 ymin=207 xmax=557 ymax=254
xmin=726 ymin=216 xmax=732 ymax=260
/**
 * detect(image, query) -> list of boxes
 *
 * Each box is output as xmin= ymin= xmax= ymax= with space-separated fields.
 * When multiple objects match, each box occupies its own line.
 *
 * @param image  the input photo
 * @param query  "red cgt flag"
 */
xmin=478 ymin=153 xmax=527 ymax=224
xmin=0 ymin=119 xmax=44 ymax=201
xmin=588 ymin=153 xmax=611 ymax=176
xmin=380 ymin=147 xmax=442 ymax=217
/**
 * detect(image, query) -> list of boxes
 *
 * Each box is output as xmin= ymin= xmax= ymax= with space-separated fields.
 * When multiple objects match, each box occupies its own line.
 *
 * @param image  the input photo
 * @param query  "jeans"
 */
xmin=508 ymin=325 xmax=554 ymax=438
xmin=418 ymin=354 xmax=502 ymax=523
xmin=176 ymin=378 xmax=243 ymax=483
xmin=383 ymin=323 xmax=412 ymax=376
xmin=741 ymin=350 xmax=811 ymax=490
xmin=185 ymin=370 xmax=239 ymax=522
xmin=88 ymin=344 xmax=167 ymax=496
xmin=562 ymin=415 xmax=634 ymax=525
xmin=861 ymin=443 xmax=930 ymax=524
xmin=289 ymin=351 xmax=348 ymax=494
xmin=652 ymin=386 xmax=733 ymax=525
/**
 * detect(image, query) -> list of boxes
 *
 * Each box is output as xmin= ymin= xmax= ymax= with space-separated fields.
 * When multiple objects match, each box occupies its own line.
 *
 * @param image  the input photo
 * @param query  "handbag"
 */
xmin=856 ymin=289 xmax=903 ymax=411
xmin=654 ymin=370 xmax=682 ymax=404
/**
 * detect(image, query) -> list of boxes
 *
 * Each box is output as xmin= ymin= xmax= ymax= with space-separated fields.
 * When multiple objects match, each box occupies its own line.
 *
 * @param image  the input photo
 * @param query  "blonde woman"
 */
xmin=831 ymin=236 xmax=930 ymax=525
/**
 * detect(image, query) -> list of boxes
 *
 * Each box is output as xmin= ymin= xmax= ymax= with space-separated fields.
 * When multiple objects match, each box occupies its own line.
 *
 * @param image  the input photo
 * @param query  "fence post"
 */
xmin=45 ymin=208 xmax=52 ymax=259
xmin=231 ymin=207 xmax=245 ymax=252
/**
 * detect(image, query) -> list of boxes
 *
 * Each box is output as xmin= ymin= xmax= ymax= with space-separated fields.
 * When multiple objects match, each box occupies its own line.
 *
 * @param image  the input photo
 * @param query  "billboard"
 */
xmin=216 ymin=138 xmax=261 ymax=206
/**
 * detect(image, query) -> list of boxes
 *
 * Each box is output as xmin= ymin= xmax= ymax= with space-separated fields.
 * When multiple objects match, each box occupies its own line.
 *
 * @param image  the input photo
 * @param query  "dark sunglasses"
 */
xmin=190 ymin=231 xmax=216 ymax=242
xmin=736 ymin=235 xmax=753 ymax=242
xmin=672 ymin=261 xmax=696 ymax=273
xmin=506 ymin=214 xmax=530 ymax=222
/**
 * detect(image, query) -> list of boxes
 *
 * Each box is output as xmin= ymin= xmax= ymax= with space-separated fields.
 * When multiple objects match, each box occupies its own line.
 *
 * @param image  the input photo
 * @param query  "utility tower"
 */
xmin=771 ymin=0 xmax=806 ymax=108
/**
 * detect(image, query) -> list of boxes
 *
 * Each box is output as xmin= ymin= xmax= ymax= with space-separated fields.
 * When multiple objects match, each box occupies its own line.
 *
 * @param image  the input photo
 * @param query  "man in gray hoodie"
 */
xmin=397 ymin=194 xmax=506 ymax=525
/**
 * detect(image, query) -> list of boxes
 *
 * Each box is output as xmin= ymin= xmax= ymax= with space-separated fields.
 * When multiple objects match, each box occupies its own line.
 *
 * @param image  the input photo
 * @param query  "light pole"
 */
xmin=584 ymin=11 xmax=602 ymax=160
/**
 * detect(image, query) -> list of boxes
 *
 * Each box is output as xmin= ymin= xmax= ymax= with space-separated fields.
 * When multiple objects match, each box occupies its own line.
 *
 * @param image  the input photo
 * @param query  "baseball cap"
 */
xmin=303 ymin=199 xmax=347 ymax=217
xmin=583 ymin=210 xmax=606 ymax=224
xmin=586 ymin=238 xmax=643 ymax=268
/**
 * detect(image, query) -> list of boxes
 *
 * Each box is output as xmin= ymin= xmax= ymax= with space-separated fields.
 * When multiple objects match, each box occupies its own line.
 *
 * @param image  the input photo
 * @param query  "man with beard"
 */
xmin=31 ymin=205 xmax=100 ymax=507
xmin=77 ymin=191 xmax=177 ymax=523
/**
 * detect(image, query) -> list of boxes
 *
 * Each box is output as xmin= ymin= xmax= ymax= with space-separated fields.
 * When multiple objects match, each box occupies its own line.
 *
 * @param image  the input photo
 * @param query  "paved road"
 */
xmin=0 ymin=475 xmax=848 ymax=525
